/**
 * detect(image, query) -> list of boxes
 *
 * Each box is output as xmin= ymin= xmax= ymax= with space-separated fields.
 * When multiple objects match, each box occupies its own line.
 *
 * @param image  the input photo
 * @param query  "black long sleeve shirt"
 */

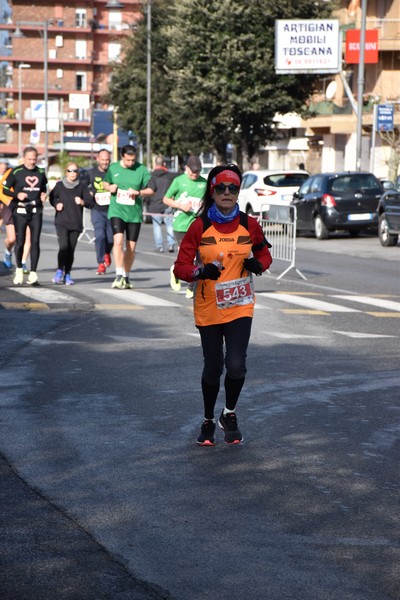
xmin=49 ymin=181 xmax=94 ymax=232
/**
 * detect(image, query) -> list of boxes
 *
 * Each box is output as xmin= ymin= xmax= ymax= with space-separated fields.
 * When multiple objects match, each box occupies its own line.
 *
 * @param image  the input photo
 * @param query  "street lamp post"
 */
xmin=356 ymin=0 xmax=367 ymax=171
xmin=13 ymin=21 xmax=49 ymax=169
xmin=17 ymin=63 xmax=31 ymax=158
xmin=146 ymin=0 xmax=151 ymax=170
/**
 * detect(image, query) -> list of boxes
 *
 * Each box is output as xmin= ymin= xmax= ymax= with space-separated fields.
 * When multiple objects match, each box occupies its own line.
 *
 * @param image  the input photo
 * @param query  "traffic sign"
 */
xmin=376 ymin=105 xmax=394 ymax=132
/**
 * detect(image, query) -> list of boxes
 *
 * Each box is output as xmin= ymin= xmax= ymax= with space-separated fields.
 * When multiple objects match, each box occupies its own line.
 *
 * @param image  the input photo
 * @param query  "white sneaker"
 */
xmin=27 ymin=271 xmax=39 ymax=285
xmin=13 ymin=267 xmax=24 ymax=285
xmin=170 ymin=265 xmax=181 ymax=292
xmin=185 ymin=288 xmax=194 ymax=299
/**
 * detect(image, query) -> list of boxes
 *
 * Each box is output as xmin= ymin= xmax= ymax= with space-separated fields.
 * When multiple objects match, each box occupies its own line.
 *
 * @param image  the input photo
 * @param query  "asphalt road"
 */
xmin=0 ymin=211 xmax=399 ymax=599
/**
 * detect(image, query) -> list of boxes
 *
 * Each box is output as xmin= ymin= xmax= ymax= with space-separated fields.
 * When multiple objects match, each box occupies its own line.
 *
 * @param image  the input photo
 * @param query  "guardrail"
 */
xmin=259 ymin=203 xmax=306 ymax=281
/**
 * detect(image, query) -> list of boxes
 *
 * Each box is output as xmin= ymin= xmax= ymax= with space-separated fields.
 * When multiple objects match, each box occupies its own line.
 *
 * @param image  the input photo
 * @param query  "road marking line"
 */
xmin=333 ymin=330 xmax=397 ymax=338
xmin=281 ymin=309 xmax=329 ymax=315
xmin=0 ymin=302 xmax=48 ymax=310
xmin=366 ymin=312 xmax=400 ymax=318
xmin=331 ymin=295 xmax=400 ymax=312
xmin=259 ymin=292 xmax=359 ymax=312
xmin=99 ymin=288 xmax=181 ymax=307
xmin=269 ymin=332 xmax=326 ymax=338
xmin=94 ymin=304 xmax=143 ymax=311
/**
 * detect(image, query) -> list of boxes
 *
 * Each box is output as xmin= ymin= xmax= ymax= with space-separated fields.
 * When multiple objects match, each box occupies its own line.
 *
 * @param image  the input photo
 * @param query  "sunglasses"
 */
xmin=67 ymin=169 xmax=79 ymax=173
xmin=213 ymin=183 xmax=240 ymax=194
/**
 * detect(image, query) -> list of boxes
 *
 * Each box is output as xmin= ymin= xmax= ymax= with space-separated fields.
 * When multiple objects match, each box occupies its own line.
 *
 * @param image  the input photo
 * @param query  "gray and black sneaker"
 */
xmin=112 ymin=275 xmax=125 ymax=289
xmin=123 ymin=276 xmax=133 ymax=289
xmin=218 ymin=411 xmax=243 ymax=444
xmin=197 ymin=419 xmax=216 ymax=446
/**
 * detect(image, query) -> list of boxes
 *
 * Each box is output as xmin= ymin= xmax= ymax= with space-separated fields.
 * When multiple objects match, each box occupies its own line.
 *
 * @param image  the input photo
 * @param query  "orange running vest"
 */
xmin=193 ymin=218 xmax=256 ymax=327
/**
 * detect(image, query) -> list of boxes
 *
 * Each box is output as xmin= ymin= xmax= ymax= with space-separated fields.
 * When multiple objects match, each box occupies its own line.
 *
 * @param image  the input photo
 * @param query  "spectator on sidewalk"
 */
xmin=147 ymin=156 xmax=177 ymax=253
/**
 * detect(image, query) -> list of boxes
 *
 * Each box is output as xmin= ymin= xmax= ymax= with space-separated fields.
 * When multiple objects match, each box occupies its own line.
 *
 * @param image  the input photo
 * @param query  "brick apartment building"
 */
xmin=0 ymin=0 xmax=142 ymax=164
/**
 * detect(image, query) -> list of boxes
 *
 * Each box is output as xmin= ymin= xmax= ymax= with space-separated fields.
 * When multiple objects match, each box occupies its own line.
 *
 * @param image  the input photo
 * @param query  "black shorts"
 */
xmin=1 ymin=204 xmax=14 ymax=226
xmin=110 ymin=217 xmax=141 ymax=242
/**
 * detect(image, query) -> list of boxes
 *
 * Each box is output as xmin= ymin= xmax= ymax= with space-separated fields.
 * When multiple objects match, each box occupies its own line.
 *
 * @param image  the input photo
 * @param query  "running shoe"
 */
xmin=52 ymin=269 xmax=64 ymax=284
xmin=197 ymin=420 xmax=216 ymax=446
xmin=3 ymin=251 xmax=13 ymax=269
xmin=218 ymin=411 xmax=243 ymax=444
xmin=104 ymin=253 xmax=111 ymax=267
xmin=168 ymin=246 xmax=175 ymax=253
xmin=157 ymin=247 xmax=164 ymax=253
xmin=13 ymin=267 xmax=23 ymax=285
xmin=96 ymin=263 xmax=106 ymax=275
xmin=65 ymin=274 xmax=74 ymax=285
xmin=185 ymin=288 xmax=194 ymax=299
xmin=169 ymin=265 xmax=181 ymax=292
xmin=27 ymin=271 xmax=39 ymax=286
xmin=22 ymin=263 xmax=30 ymax=274
xmin=112 ymin=275 xmax=125 ymax=289
xmin=123 ymin=277 xmax=133 ymax=289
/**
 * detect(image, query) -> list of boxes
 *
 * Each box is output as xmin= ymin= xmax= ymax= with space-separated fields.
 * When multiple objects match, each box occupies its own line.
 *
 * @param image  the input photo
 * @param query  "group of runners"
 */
xmin=1 ymin=149 xmax=274 ymax=446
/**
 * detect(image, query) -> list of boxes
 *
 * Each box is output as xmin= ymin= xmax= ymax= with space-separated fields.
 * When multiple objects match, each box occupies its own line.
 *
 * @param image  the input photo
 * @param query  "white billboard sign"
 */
xmin=275 ymin=19 xmax=341 ymax=74
xmin=36 ymin=118 xmax=60 ymax=133
xmin=30 ymin=100 xmax=59 ymax=119
xmin=69 ymin=94 xmax=90 ymax=109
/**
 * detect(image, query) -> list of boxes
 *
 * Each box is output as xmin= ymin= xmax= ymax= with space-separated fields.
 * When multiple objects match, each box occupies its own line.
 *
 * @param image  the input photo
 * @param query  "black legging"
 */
xmin=55 ymin=226 xmax=80 ymax=275
xmin=13 ymin=211 xmax=42 ymax=271
xmin=198 ymin=317 xmax=252 ymax=419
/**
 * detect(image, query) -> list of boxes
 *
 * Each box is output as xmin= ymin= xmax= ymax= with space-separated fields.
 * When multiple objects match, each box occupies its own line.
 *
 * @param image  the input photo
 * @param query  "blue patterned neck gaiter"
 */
xmin=208 ymin=202 xmax=239 ymax=224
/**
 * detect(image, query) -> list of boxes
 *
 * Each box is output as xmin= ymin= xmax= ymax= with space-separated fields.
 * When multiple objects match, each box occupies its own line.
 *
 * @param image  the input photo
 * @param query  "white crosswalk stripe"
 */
xmin=9 ymin=287 xmax=79 ymax=304
xmin=5 ymin=288 xmax=400 ymax=316
xmin=258 ymin=293 xmax=360 ymax=312
xmin=331 ymin=295 xmax=400 ymax=312
xmin=98 ymin=288 xmax=181 ymax=307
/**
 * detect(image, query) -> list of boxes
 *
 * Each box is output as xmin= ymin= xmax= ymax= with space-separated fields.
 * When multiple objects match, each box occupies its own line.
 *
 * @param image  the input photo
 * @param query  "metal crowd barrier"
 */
xmin=259 ymin=202 xmax=306 ymax=281
xmin=78 ymin=208 xmax=96 ymax=243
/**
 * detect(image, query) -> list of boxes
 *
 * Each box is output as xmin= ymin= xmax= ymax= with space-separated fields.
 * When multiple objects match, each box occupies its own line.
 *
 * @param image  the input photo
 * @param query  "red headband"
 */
xmin=210 ymin=170 xmax=241 ymax=193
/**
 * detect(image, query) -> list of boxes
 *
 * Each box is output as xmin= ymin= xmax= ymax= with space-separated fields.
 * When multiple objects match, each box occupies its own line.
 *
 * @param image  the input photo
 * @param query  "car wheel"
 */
xmin=314 ymin=215 xmax=329 ymax=240
xmin=378 ymin=213 xmax=398 ymax=247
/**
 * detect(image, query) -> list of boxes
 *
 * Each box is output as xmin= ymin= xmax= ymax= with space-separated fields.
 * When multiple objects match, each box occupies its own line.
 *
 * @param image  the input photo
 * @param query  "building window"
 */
xmin=75 ymin=9 xmax=87 ymax=28
xmin=108 ymin=43 xmax=121 ymax=62
xmin=76 ymin=72 xmax=87 ymax=91
xmin=75 ymin=40 xmax=87 ymax=59
xmin=108 ymin=11 xmax=122 ymax=31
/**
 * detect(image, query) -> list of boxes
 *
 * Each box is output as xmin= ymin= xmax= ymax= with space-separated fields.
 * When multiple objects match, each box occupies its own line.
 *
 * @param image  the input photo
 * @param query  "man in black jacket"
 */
xmin=147 ymin=156 xmax=177 ymax=253
xmin=3 ymin=147 xmax=47 ymax=285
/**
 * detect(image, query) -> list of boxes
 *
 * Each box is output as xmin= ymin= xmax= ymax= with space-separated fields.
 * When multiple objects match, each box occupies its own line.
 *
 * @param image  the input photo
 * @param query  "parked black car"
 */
xmin=377 ymin=189 xmax=400 ymax=246
xmin=291 ymin=171 xmax=384 ymax=239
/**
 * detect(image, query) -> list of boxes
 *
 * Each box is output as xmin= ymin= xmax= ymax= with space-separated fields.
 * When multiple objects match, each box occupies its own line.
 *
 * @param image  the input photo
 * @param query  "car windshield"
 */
xmin=329 ymin=174 xmax=382 ymax=193
xmin=263 ymin=173 xmax=309 ymax=187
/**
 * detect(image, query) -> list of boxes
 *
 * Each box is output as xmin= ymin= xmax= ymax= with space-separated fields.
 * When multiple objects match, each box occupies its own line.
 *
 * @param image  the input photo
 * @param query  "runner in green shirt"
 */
xmin=163 ymin=155 xmax=207 ymax=298
xmin=103 ymin=145 xmax=152 ymax=289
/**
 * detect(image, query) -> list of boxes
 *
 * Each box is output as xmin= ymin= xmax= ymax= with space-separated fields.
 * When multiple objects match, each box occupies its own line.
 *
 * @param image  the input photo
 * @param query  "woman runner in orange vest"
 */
xmin=174 ymin=164 xmax=273 ymax=446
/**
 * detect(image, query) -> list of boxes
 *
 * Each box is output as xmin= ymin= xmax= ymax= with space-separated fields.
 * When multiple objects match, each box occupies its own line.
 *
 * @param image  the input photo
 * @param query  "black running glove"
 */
xmin=196 ymin=263 xmax=222 ymax=280
xmin=243 ymin=257 xmax=263 ymax=275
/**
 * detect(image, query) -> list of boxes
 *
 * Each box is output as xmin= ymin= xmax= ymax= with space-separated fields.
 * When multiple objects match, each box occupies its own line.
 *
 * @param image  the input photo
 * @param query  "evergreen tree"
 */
xmin=108 ymin=0 xmax=334 ymax=165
